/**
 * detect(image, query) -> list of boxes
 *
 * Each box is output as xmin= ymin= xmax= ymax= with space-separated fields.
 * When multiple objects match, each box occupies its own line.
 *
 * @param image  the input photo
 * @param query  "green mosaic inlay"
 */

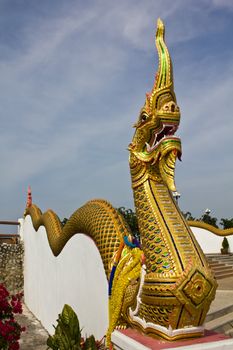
xmin=155 ymin=247 xmax=162 ymax=254
xmin=156 ymin=258 xmax=163 ymax=264
xmin=162 ymin=252 xmax=169 ymax=257
xmin=162 ymin=262 xmax=170 ymax=269
xmin=151 ymin=265 xmax=157 ymax=272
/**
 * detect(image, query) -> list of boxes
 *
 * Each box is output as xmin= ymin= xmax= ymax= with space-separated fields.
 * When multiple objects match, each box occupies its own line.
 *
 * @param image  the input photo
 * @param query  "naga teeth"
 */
xmin=146 ymin=142 xmax=152 ymax=152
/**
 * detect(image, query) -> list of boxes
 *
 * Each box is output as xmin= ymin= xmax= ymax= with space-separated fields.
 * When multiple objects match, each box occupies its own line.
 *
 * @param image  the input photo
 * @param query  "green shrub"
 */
xmin=47 ymin=304 xmax=101 ymax=350
xmin=222 ymin=237 xmax=229 ymax=250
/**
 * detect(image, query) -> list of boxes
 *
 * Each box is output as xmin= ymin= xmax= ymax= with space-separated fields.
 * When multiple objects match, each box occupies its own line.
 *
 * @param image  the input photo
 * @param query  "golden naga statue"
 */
xmin=25 ymin=19 xmax=219 ymax=346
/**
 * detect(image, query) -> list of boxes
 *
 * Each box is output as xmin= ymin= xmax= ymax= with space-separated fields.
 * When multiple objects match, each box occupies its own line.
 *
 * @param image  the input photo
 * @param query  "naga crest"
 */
xmin=129 ymin=18 xmax=181 ymax=192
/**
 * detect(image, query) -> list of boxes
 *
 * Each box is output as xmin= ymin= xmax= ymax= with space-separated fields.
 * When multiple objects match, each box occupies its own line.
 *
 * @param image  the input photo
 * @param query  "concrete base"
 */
xmin=112 ymin=329 xmax=233 ymax=350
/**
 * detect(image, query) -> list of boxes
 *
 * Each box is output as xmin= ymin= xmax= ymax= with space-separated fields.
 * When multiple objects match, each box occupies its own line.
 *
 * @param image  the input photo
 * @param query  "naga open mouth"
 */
xmin=145 ymin=124 xmax=178 ymax=153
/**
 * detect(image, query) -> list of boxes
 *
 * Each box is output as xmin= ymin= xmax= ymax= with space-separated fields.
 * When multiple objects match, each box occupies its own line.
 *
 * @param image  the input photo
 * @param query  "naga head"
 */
xmin=129 ymin=19 xmax=181 ymax=192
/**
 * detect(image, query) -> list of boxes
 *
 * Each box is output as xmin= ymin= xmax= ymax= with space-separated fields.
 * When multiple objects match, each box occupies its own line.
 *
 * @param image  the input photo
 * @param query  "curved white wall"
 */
xmin=190 ymin=226 xmax=233 ymax=254
xmin=21 ymin=215 xmax=108 ymax=339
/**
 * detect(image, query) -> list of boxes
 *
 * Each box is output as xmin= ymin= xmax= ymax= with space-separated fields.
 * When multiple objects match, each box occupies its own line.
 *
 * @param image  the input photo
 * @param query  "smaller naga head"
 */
xmin=129 ymin=19 xmax=181 ymax=192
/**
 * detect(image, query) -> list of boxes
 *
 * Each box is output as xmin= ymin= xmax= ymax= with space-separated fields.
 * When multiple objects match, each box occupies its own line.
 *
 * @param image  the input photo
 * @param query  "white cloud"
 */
xmin=210 ymin=0 xmax=233 ymax=10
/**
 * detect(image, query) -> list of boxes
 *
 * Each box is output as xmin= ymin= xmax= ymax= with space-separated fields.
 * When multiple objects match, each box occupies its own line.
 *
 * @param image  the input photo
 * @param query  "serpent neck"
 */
xmin=130 ymin=156 xmax=208 ymax=277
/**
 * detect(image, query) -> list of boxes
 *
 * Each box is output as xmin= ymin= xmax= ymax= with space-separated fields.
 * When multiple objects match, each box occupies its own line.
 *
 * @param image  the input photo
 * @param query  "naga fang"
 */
xmin=25 ymin=18 xmax=217 ymax=347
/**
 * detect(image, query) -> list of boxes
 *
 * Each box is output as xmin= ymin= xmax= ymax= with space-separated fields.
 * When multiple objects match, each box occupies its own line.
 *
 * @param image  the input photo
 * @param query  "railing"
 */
xmin=0 ymin=221 xmax=20 ymax=244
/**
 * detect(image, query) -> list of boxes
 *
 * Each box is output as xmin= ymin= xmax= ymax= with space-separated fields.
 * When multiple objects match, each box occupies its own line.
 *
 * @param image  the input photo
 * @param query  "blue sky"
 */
xmin=0 ymin=0 xmax=232 ymax=224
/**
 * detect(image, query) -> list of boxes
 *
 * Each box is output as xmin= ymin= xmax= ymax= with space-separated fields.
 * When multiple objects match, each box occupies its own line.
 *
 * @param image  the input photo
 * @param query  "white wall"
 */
xmin=190 ymin=226 xmax=233 ymax=254
xmin=21 ymin=215 xmax=108 ymax=339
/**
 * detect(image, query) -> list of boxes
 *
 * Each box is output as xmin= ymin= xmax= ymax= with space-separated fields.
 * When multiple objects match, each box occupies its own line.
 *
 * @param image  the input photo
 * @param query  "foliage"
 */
xmin=117 ymin=207 xmax=140 ymax=240
xmin=119 ymin=207 xmax=233 ymax=233
xmin=200 ymin=213 xmax=218 ymax=228
xmin=83 ymin=335 xmax=98 ymax=350
xmin=47 ymin=304 xmax=104 ymax=350
xmin=61 ymin=218 xmax=68 ymax=226
xmin=0 ymin=284 xmax=25 ymax=350
xmin=221 ymin=237 xmax=229 ymax=254
xmin=183 ymin=210 xmax=233 ymax=230
xmin=220 ymin=218 xmax=233 ymax=229
xmin=182 ymin=211 xmax=196 ymax=221
xmin=222 ymin=237 xmax=229 ymax=250
xmin=47 ymin=304 xmax=82 ymax=350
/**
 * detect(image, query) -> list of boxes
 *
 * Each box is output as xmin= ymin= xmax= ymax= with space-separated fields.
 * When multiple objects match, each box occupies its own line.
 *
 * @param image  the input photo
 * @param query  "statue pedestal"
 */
xmin=112 ymin=329 xmax=233 ymax=350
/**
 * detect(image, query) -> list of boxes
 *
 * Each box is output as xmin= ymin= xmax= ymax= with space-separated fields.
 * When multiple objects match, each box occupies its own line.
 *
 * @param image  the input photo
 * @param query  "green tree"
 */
xmin=221 ymin=237 xmax=229 ymax=254
xmin=117 ymin=207 xmax=140 ymax=241
xmin=220 ymin=218 xmax=233 ymax=229
xmin=182 ymin=211 xmax=196 ymax=221
xmin=200 ymin=213 xmax=218 ymax=228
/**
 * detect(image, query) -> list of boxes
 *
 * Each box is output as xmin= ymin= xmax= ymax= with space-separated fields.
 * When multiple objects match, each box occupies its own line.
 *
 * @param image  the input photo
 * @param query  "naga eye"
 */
xmin=141 ymin=114 xmax=148 ymax=122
